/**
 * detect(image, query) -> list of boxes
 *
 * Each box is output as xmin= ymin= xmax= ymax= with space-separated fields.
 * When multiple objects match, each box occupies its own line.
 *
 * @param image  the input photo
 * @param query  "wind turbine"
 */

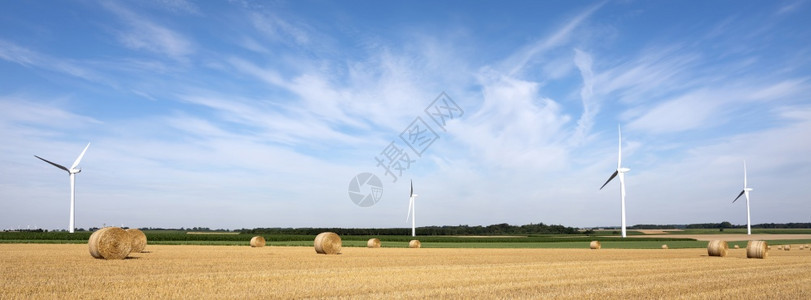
xmin=406 ymin=180 xmax=418 ymax=237
xmin=34 ymin=142 xmax=90 ymax=233
xmin=733 ymin=160 xmax=753 ymax=235
xmin=600 ymin=125 xmax=630 ymax=238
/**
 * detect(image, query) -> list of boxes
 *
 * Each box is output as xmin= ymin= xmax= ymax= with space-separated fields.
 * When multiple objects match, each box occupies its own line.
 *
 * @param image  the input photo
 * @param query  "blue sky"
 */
xmin=1 ymin=0 xmax=810 ymax=231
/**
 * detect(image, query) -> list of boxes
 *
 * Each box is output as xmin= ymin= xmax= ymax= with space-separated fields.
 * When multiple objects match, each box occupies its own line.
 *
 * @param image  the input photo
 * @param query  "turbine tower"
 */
xmin=35 ymin=143 xmax=90 ymax=233
xmin=600 ymin=125 xmax=630 ymax=238
xmin=406 ymin=180 xmax=418 ymax=237
xmin=733 ymin=160 xmax=753 ymax=235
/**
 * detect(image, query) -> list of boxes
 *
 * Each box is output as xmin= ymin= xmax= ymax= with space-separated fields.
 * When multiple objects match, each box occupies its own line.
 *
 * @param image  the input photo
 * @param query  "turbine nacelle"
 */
xmin=70 ymin=168 xmax=81 ymax=174
xmin=618 ymin=167 xmax=630 ymax=173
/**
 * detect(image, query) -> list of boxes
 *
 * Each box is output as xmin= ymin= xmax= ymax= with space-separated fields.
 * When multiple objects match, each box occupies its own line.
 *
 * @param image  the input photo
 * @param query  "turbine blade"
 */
xmin=600 ymin=170 xmax=619 ymax=190
xmin=410 ymin=180 xmax=413 ymax=198
xmin=733 ymin=190 xmax=745 ymax=203
xmin=34 ymin=155 xmax=69 ymax=173
xmin=70 ymin=143 xmax=90 ymax=170
xmin=406 ymin=197 xmax=414 ymax=221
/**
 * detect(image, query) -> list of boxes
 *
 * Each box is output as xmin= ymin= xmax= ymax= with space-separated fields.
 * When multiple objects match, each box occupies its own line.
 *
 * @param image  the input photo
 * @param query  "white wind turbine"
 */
xmin=600 ymin=125 xmax=630 ymax=238
xmin=732 ymin=160 xmax=753 ymax=235
xmin=406 ymin=180 xmax=418 ymax=237
xmin=34 ymin=143 xmax=90 ymax=233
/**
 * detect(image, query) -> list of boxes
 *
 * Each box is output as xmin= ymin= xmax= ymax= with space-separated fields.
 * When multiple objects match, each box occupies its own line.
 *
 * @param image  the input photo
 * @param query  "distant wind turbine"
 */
xmin=733 ymin=160 xmax=753 ymax=235
xmin=34 ymin=143 xmax=90 ymax=233
xmin=600 ymin=125 xmax=630 ymax=238
xmin=406 ymin=180 xmax=418 ymax=237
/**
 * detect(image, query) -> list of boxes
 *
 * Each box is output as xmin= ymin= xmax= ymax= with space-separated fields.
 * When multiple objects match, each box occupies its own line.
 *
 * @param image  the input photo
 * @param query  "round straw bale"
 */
xmin=314 ymin=232 xmax=341 ymax=254
xmin=734 ymin=244 xmax=740 ymax=249
xmin=589 ymin=241 xmax=601 ymax=249
xmin=784 ymin=244 xmax=791 ymax=251
xmin=777 ymin=245 xmax=783 ymax=250
xmin=250 ymin=236 xmax=266 ymax=247
xmin=126 ymin=228 xmax=147 ymax=253
xmin=88 ymin=227 xmax=131 ymax=260
xmin=661 ymin=244 xmax=668 ymax=249
xmin=746 ymin=240 xmax=768 ymax=259
xmin=409 ymin=240 xmax=421 ymax=248
xmin=707 ymin=240 xmax=728 ymax=257
xmin=767 ymin=245 xmax=771 ymax=250
xmin=367 ymin=238 xmax=381 ymax=248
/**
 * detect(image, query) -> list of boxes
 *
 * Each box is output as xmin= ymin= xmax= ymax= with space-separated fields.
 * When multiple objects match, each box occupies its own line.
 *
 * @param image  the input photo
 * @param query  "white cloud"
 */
xmin=453 ymin=72 xmax=570 ymax=170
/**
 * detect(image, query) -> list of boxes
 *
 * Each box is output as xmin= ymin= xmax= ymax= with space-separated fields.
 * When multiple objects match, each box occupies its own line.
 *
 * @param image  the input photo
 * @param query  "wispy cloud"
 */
xmin=571 ymin=49 xmax=598 ymax=145
xmin=0 ymin=40 xmax=106 ymax=84
xmin=775 ymin=0 xmax=805 ymax=15
xmin=152 ymin=0 xmax=201 ymax=15
xmin=102 ymin=2 xmax=194 ymax=60
xmin=504 ymin=1 xmax=605 ymax=76
xmin=249 ymin=11 xmax=311 ymax=47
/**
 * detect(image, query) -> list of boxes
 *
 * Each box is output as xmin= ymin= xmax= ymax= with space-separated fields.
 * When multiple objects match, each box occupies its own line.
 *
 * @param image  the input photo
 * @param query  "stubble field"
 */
xmin=1 ymin=244 xmax=809 ymax=299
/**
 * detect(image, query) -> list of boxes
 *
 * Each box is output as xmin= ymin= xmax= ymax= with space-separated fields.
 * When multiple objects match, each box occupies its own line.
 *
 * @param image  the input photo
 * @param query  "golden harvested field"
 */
xmin=2 ymin=244 xmax=810 ymax=299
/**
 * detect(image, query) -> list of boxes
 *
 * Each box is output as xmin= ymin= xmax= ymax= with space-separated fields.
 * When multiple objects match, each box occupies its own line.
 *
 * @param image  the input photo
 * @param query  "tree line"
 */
xmin=242 ymin=223 xmax=579 ymax=235
xmin=629 ymin=222 xmax=811 ymax=229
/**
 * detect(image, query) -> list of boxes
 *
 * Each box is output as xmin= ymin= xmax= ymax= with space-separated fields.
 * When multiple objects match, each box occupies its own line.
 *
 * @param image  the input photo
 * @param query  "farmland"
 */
xmin=1 ymin=244 xmax=810 ymax=298
xmin=3 ymin=230 xmax=811 ymax=249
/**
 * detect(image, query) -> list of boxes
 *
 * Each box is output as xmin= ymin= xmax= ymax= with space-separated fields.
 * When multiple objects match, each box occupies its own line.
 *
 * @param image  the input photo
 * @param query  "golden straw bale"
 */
xmin=734 ymin=244 xmax=740 ymax=249
xmin=314 ymin=232 xmax=342 ymax=254
xmin=88 ymin=227 xmax=131 ymax=260
xmin=661 ymin=244 xmax=668 ymax=249
xmin=126 ymin=228 xmax=147 ymax=253
xmin=589 ymin=241 xmax=601 ymax=250
xmin=784 ymin=244 xmax=791 ymax=251
xmin=746 ymin=240 xmax=768 ymax=259
xmin=777 ymin=245 xmax=783 ymax=250
xmin=250 ymin=236 xmax=266 ymax=247
xmin=367 ymin=238 xmax=381 ymax=248
xmin=707 ymin=240 xmax=728 ymax=257
xmin=409 ymin=240 xmax=421 ymax=248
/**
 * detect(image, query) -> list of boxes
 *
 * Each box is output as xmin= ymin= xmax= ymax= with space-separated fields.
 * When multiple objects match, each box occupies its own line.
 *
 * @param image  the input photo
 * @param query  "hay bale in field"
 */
xmin=733 ymin=244 xmax=740 ymax=249
xmin=784 ymin=244 xmax=791 ymax=251
xmin=409 ymin=240 xmax=421 ymax=248
xmin=314 ymin=232 xmax=341 ymax=254
xmin=777 ymin=245 xmax=783 ymax=250
xmin=367 ymin=238 xmax=381 ymax=248
xmin=707 ymin=240 xmax=728 ymax=257
xmin=746 ymin=241 xmax=768 ymax=259
xmin=88 ymin=227 xmax=132 ymax=260
xmin=767 ymin=245 xmax=771 ymax=250
xmin=250 ymin=236 xmax=266 ymax=247
xmin=589 ymin=241 xmax=601 ymax=250
xmin=126 ymin=228 xmax=147 ymax=253
xmin=661 ymin=244 xmax=668 ymax=249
